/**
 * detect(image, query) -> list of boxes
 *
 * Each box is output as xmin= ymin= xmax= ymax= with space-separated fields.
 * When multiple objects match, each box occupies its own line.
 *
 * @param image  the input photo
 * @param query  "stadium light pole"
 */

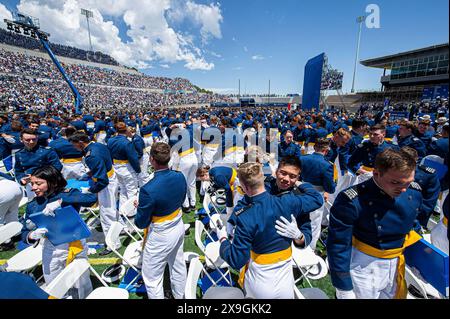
xmin=351 ymin=16 xmax=365 ymax=94
xmin=81 ymin=8 xmax=94 ymax=52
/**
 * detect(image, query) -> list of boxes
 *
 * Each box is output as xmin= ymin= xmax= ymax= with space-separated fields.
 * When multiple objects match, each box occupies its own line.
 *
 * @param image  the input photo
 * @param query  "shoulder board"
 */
xmin=419 ymin=165 xmax=436 ymax=174
xmin=412 ymin=137 xmax=420 ymax=142
xmin=63 ymin=188 xmax=72 ymax=193
xmin=85 ymin=151 xmax=91 ymax=157
xmin=235 ymin=203 xmax=253 ymax=217
xmin=409 ymin=182 xmax=422 ymax=191
xmin=357 ymin=143 xmax=365 ymax=149
xmin=45 ymin=147 xmax=51 ymax=150
xmin=343 ymin=187 xmax=359 ymax=200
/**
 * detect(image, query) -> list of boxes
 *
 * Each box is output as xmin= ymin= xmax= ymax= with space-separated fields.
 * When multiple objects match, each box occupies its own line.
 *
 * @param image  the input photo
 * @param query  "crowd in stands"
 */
xmin=0 ymin=28 xmax=119 ymax=66
xmin=0 ymin=48 xmax=233 ymax=112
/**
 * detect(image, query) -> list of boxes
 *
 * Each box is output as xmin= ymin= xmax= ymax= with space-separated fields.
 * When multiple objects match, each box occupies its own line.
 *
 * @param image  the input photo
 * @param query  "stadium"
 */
xmin=0 ymin=1 xmax=448 ymax=305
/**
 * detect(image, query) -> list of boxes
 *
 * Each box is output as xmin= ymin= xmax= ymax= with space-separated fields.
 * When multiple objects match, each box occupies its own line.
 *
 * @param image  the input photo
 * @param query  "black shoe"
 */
xmin=0 ymin=241 xmax=15 ymax=252
xmin=99 ymin=248 xmax=113 ymax=256
xmin=189 ymin=205 xmax=196 ymax=212
xmin=182 ymin=206 xmax=190 ymax=214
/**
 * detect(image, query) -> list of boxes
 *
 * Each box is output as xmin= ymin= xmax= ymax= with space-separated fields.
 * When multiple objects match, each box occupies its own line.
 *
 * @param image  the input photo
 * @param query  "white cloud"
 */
xmin=252 ymin=54 xmax=265 ymax=60
xmin=243 ymin=46 xmax=248 ymax=52
xmin=0 ymin=4 xmax=13 ymax=28
xmin=12 ymin=0 xmax=222 ymax=71
xmin=232 ymin=66 xmax=243 ymax=70
xmin=160 ymin=64 xmax=170 ymax=68
xmin=209 ymin=51 xmax=222 ymax=58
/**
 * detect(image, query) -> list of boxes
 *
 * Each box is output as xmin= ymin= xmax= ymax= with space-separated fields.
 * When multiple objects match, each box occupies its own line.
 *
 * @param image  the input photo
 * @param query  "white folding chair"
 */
xmin=0 ymin=221 xmax=23 ymax=245
xmin=4 ymin=242 xmax=43 ymax=273
xmin=86 ymin=287 xmax=129 ymax=299
xmin=104 ymin=222 xmax=142 ymax=290
xmin=194 ymin=220 xmax=217 ymax=253
xmin=203 ymin=287 xmax=245 ymax=299
xmin=406 ymin=265 xmax=442 ymax=299
xmin=184 ymin=256 xmax=241 ymax=299
xmin=294 ymin=285 xmax=329 ymax=299
xmin=291 ymin=245 xmax=328 ymax=288
xmin=44 ymin=259 xmax=91 ymax=299
xmin=118 ymin=196 xmax=144 ymax=241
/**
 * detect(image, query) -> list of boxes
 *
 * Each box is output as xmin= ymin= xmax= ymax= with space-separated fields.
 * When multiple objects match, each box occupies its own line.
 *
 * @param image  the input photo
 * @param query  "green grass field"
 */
xmin=0 ymin=194 xmax=338 ymax=299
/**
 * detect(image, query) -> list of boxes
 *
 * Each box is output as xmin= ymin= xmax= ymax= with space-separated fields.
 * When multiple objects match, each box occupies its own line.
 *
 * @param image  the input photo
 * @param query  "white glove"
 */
xmin=335 ymin=288 xmax=356 ymax=299
xmin=275 ymin=214 xmax=303 ymax=240
xmin=216 ymin=224 xmax=228 ymax=242
xmin=80 ymin=187 xmax=91 ymax=194
xmin=29 ymin=228 xmax=48 ymax=241
xmin=42 ymin=199 xmax=62 ymax=217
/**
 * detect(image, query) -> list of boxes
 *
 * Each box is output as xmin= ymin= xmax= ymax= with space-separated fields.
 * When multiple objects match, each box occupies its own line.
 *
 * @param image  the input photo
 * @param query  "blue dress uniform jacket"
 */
xmin=209 ymin=166 xmax=236 ymax=208
xmin=415 ymin=165 xmax=440 ymax=228
xmin=428 ymin=137 xmax=448 ymax=159
xmin=93 ymin=120 xmax=106 ymax=134
xmin=135 ymin=169 xmax=187 ymax=229
xmin=71 ymin=120 xmax=87 ymax=132
xmin=398 ymin=135 xmax=427 ymax=161
xmin=22 ymin=188 xmax=97 ymax=242
xmin=84 ymin=142 xmax=113 ymax=193
xmin=327 ymin=178 xmax=423 ymax=291
xmin=301 ymin=153 xmax=336 ymax=194
xmin=49 ymin=137 xmax=84 ymax=160
xmin=14 ymin=146 xmax=63 ymax=183
xmin=132 ymin=134 xmax=145 ymax=159
xmin=220 ymin=189 xmax=323 ymax=270
xmin=278 ymin=141 xmax=301 ymax=159
xmin=0 ymin=272 xmax=50 ymax=299
xmin=107 ymin=135 xmax=141 ymax=174
xmin=325 ymin=140 xmax=350 ymax=173
xmin=348 ymin=141 xmax=397 ymax=173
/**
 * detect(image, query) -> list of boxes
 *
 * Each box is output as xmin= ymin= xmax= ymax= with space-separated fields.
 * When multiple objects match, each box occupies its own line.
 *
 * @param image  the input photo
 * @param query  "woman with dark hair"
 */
xmin=23 ymin=165 xmax=97 ymax=299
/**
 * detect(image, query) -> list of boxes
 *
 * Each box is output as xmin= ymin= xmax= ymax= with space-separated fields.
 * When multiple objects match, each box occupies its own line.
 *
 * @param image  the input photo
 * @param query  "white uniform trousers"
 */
xmin=222 ymin=149 xmax=245 ymax=168
xmin=114 ymin=163 xmax=139 ymax=210
xmin=138 ymin=153 xmax=151 ymax=187
xmin=142 ymin=216 xmax=187 ymax=299
xmin=0 ymin=180 xmax=23 ymax=224
xmin=98 ymin=173 xmax=119 ymax=237
xmin=62 ymin=162 xmax=87 ymax=180
xmin=176 ymin=152 xmax=198 ymax=208
xmin=202 ymin=145 xmax=219 ymax=167
xmin=143 ymin=136 xmax=154 ymax=149
xmin=42 ymin=239 xmax=93 ymax=299
xmin=244 ymin=258 xmax=294 ymax=299
xmin=350 ymin=247 xmax=398 ymax=299
xmin=430 ymin=221 xmax=448 ymax=254
xmin=309 ymin=204 xmax=324 ymax=251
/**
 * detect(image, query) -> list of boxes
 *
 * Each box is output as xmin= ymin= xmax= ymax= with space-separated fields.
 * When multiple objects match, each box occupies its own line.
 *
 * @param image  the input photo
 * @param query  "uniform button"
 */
xmin=378 ymin=225 xmax=382 ymax=230
xmin=379 ymin=239 xmax=383 ymax=243
xmin=408 ymin=196 xmax=412 ymax=200
xmin=369 ymin=201 xmax=373 ymax=206
xmin=374 ymin=214 xmax=378 ymax=218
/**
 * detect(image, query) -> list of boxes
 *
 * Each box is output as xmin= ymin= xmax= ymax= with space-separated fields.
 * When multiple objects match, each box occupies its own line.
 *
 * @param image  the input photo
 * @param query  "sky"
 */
xmin=0 ymin=0 xmax=448 ymax=95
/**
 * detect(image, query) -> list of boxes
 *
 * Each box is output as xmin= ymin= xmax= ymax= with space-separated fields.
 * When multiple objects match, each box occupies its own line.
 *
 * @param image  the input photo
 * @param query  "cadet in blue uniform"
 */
xmin=328 ymin=148 xmax=423 ymax=299
xmin=23 ymin=166 xmax=97 ymax=299
xmin=348 ymin=124 xmax=397 ymax=182
xmin=69 ymin=133 xmax=119 ymax=256
xmin=135 ymin=142 xmax=187 ymax=299
xmin=428 ymin=124 xmax=448 ymax=160
xmin=14 ymin=128 xmax=62 ymax=200
xmin=300 ymin=138 xmax=336 ymax=250
xmin=93 ymin=115 xmax=107 ymax=144
xmin=397 ymin=120 xmax=427 ymax=161
xmin=278 ymin=130 xmax=301 ymax=160
xmin=107 ymin=122 xmax=141 ymax=209
xmin=129 ymin=126 xmax=150 ymax=187
xmin=49 ymin=126 xmax=87 ymax=179
xmin=196 ymin=165 xmax=242 ymax=219
xmin=218 ymin=163 xmax=323 ymax=299
xmin=414 ymin=118 xmax=434 ymax=152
